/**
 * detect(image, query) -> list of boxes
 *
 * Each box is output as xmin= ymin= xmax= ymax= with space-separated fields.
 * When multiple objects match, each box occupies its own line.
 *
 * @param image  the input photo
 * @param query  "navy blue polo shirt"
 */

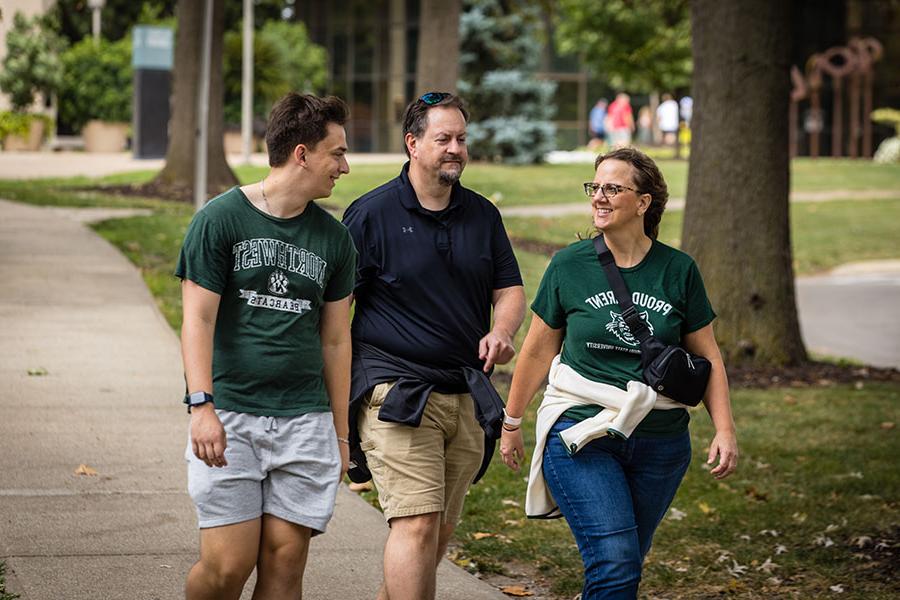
xmin=342 ymin=163 xmax=523 ymax=370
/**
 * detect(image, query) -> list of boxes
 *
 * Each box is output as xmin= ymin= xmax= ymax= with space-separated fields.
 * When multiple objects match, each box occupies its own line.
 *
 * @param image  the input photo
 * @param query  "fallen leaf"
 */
xmin=881 ymin=422 xmax=895 ymax=430
xmin=740 ymin=534 xmax=751 ymax=541
xmin=74 ymin=464 xmax=98 ymax=476
xmin=727 ymin=560 xmax=748 ymax=577
xmin=825 ymin=523 xmax=840 ymax=533
xmin=500 ymin=585 xmax=533 ymax=597
xmin=501 ymin=499 xmax=521 ymax=508
xmin=759 ymin=529 xmax=780 ymax=537
xmin=792 ymin=512 xmax=808 ymax=524
xmin=27 ymin=367 xmax=48 ymax=376
xmin=698 ymin=501 xmax=715 ymax=515
xmin=851 ymin=536 xmax=873 ymax=548
xmin=668 ymin=507 xmax=687 ymax=521
xmin=829 ymin=584 xmax=845 ymax=593
xmin=472 ymin=532 xmax=495 ymax=540
xmin=755 ymin=557 xmax=779 ymax=573
xmin=775 ymin=544 xmax=788 ymax=555
xmin=745 ymin=486 xmax=769 ymax=502
xmin=767 ymin=577 xmax=783 ymax=586
xmin=814 ymin=535 xmax=835 ymax=548
xmin=504 ymin=519 xmax=522 ymax=527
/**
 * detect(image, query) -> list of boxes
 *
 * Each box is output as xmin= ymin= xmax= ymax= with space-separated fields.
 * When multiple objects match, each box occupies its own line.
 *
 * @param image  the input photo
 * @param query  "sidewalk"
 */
xmin=0 ymin=198 xmax=504 ymax=600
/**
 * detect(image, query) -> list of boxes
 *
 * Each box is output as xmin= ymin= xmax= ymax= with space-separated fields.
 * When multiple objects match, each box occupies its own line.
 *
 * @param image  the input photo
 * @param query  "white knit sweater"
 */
xmin=525 ymin=355 xmax=684 ymax=518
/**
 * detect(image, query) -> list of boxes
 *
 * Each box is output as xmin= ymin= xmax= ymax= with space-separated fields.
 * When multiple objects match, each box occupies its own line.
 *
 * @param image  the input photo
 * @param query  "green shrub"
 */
xmin=58 ymin=37 xmax=132 ymax=130
xmin=0 ymin=112 xmax=53 ymax=143
xmin=0 ymin=12 xmax=66 ymax=111
xmin=222 ymin=20 xmax=327 ymax=125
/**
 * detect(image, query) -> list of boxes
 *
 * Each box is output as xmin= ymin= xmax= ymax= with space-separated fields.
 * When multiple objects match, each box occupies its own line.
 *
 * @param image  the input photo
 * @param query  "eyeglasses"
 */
xmin=419 ymin=92 xmax=450 ymax=105
xmin=583 ymin=182 xmax=639 ymax=200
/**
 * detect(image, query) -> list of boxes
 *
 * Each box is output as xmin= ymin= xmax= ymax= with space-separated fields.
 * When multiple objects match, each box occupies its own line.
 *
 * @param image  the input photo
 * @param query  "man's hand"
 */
xmin=190 ymin=404 xmax=227 ymax=468
xmin=478 ymin=329 xmax=516 ymax=373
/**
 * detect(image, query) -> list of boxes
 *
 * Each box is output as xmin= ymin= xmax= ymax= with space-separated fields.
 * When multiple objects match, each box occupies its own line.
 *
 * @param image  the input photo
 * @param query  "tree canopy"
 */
xmin=554 ymin=0 xmax=691 ymax=93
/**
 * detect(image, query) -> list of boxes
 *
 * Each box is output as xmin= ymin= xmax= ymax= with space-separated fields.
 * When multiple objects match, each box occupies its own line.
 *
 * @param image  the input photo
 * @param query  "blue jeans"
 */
xmin=542 ymin=418 xmax=691 ymax=600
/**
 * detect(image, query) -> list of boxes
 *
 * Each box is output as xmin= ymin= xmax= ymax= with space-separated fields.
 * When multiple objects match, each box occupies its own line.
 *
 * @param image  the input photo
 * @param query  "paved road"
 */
xmin=0 ymin=199 xmax=504 ymax=600
xmin=797 ymin=261 xmax=900 ymax=369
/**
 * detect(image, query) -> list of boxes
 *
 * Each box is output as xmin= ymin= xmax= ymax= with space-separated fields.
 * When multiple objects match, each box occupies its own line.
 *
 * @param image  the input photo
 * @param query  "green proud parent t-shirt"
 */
xmin=531 ymin=238 xmax=716 ymax=437
xmin=175 ymin=187 xmax=358 ymax=416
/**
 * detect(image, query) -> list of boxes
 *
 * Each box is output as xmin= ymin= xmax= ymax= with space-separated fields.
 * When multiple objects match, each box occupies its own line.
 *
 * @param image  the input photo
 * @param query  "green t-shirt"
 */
xmin=531 ymin=238 xmax=716 ymax=437
xmin=175 ymin=187 xmax=358 ymax=416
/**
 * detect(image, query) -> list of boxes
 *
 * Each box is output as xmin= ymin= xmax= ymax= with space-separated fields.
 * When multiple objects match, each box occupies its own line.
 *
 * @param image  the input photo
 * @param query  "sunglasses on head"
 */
xmin=419 ymin=92 xmax=450 ymax=105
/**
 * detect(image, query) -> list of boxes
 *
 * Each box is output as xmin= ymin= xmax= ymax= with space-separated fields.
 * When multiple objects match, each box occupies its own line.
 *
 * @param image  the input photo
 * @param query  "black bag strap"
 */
xmin=592 ymin=235 xmax=653 ymax=344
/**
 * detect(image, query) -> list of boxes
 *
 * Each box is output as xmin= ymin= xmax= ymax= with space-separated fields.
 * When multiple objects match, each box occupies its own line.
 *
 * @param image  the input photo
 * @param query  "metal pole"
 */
xmin=88 ymin=0 xmax=105 ymax=45
xmin=194 ymin=0 xmax=214 ymax=212
xmin=241 ymin=0 xmax=254 ymax=165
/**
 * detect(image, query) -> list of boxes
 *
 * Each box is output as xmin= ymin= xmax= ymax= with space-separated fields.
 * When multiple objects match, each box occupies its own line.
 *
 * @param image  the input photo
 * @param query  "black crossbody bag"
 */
xmin=592 ymin=236 xmax=711 ymax=407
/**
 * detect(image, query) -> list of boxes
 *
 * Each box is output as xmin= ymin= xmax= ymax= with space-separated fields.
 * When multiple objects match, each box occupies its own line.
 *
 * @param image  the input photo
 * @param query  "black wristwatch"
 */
xmin=184 ymin=391 xmax=214 ymax=413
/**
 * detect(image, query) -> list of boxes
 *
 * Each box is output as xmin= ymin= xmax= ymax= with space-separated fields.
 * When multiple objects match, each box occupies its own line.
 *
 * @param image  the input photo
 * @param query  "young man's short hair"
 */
xmin=266 ymin=93 xmax=350 ymax=167
xmin=401 ymin=93 xmax=469 ymax=157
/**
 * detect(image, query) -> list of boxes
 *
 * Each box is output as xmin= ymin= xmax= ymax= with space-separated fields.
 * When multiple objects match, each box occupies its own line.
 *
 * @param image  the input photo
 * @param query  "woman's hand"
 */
xmin=707 ymin=429 xmax=738 ymax=479
xmin=500 ymin=428 xmax=525 ymax=472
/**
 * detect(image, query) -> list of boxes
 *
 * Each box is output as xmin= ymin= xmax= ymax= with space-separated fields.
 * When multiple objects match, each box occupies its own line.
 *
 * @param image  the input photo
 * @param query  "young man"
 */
xmin=176 ymin=93 xmax=356 ymax=599
xmin=342 ymin=92 xmax=526 ymax=600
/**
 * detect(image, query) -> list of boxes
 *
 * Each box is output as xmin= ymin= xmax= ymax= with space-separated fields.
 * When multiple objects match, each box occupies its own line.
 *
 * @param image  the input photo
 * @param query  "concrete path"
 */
xmin=797 ymin=260 xmax=900 ymax=369
xmin=0 ymin=198 xmax=504 ymax=600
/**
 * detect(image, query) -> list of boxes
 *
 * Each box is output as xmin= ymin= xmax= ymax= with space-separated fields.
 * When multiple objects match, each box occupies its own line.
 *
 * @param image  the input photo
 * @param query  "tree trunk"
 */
xmin=415 ymin=0 xmax=461 ymax=95
xmin=682 ymin=0 xmax=807 ymax=366
xmin=154 ymin=0 xmax=238 ymax=199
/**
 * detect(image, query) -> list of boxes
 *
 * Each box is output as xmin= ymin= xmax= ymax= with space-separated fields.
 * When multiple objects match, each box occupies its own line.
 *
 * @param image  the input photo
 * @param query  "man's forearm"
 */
xmin=182 ymin=319 xmax=216 ymax=394
xmin=492 ymin=286 xmax=526 ymax=338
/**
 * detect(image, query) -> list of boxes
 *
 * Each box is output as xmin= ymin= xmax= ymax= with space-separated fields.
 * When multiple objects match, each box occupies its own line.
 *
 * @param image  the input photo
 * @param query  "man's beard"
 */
xmin=437 ymin=157 xmax=464 ymax=186
xmin=438 ymin=170 xmax=461 ymax=186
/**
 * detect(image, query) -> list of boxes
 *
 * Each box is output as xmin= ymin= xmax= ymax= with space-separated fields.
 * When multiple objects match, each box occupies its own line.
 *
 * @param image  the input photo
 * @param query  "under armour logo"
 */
xmin=402 ymin=226 xmax=414 ymax=233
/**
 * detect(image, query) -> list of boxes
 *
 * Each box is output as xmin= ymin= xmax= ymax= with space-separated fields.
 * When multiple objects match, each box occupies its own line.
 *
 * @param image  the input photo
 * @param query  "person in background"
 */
xmin=605 ymin=92 xmax=635 ymax=148
xmin=656 ymin=93 xmax=680 ymax=147
xmin=589 ymin=98 xmax=608 ymax=150
xmin=500 ymin=147 xmax=738 ymax=599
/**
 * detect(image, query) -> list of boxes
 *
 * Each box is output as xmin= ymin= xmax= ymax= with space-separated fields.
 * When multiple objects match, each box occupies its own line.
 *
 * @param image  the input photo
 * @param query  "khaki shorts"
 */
xmin=358 ymin=381 xmax=484 ymax=525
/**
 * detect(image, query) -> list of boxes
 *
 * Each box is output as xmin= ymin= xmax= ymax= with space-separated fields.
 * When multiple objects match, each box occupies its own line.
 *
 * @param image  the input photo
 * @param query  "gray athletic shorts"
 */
xmin=186 ymin=409 xmax=341 ymax=534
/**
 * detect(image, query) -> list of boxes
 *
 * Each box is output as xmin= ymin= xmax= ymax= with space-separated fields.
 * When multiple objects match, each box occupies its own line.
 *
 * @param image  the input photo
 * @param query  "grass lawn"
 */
xmin=1 ymin=158 xmax=898 ymax=598
xmin=456 ymin=381 xmax=899 ymax=599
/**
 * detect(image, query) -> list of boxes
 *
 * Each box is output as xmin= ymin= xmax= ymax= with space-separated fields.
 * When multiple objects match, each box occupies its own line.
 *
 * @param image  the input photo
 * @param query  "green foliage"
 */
xmin=459 ymin=0 xmax=557 ymax=164
xmin=50 ymin=0 xmax=176 ymax=44
xmin=555 ymin=0 xmax=691 ymax=93
xmin=871 ymin=108 xmax=900 ymax=163
xmin=222 ymin=20 xmax=328 ymax=125
xmin=0 ymin=111 xmax=49 ymax=140
xmin=0 ymin=560 xmax=21 ymax=600
xmin=871 ymin=108 xmax=900 ymax=136
xmin=0 ymin=12 xmax=67 ymax=111
xmin=58 ymin=37 xmax=133 ymax=130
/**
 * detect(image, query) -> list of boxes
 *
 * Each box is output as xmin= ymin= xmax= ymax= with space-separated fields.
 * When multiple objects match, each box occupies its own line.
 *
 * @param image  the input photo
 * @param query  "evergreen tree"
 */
xmin=458 ymin=0 xmax=556 ymax=164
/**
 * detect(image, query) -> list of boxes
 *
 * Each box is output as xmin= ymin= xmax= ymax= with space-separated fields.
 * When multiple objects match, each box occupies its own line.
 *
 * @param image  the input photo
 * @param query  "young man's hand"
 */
xmin=190 ymin=404 xmax=227 ymax=467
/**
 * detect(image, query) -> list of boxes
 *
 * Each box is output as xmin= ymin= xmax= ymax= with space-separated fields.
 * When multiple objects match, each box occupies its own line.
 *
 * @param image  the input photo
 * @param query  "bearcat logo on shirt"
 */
xmin=267 ymin=269 xmax=289 ymax=295
xmin=605 ymin=310 xmax=654 ymax=347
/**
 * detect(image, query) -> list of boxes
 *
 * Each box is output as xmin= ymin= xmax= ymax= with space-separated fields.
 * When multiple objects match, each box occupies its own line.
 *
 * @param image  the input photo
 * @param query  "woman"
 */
xmin=500 ymin=147 xmax=738 ymax=599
